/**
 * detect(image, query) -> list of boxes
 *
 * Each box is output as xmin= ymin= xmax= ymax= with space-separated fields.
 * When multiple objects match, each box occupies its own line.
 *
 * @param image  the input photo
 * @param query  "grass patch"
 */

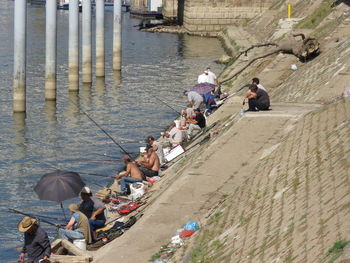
xmin=295 ymin=1 xmax=333 ymax=29
xmin=208 ymin=212 xmax=223 ymax=225
xmin=325 ymin=240 xmax=350 ymax=263
xmin=328 ymin=240 xmax=350 ymax=255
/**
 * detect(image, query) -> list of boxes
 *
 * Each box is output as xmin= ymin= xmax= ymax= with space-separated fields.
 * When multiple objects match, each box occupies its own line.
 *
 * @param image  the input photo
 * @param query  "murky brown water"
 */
xmin=0 ymin=2 xmax=223 ymax=261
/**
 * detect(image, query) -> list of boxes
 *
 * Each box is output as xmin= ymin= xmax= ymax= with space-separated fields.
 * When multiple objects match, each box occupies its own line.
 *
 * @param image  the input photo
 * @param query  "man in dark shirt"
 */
xmin=243 ymin=84 xmax=270 ymax=111
xmin=79 ymin=186 xmax=106 ymax=239
xmin=187 ymin=108 xmax=206 ymax=138
xmin=18 ymin=216 xmax=51 ymax=263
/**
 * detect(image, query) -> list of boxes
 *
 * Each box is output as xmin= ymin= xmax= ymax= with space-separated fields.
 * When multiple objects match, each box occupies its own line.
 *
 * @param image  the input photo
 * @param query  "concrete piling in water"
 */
xmin=69 ymin=0 xmax=80 ymax=91
xmin=82 ymin=0 xmax=92 ymax=83
xmin=45 ymin=0 xmax=57 ymax=101
xmin=96 ymin=0 xmax=105 ymax=77
xmin=113 ymin=0 xmax=122 ymax=71
xmin=13 ymin=0 xmax=27 ymax=113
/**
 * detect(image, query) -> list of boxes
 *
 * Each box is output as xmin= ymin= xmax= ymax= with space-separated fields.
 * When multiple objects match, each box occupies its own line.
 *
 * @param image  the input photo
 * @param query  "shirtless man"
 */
xmin=137 ymin=144 xmax=160 ymax=178
xmin=115 ymin=156 xmax=143 ymax=195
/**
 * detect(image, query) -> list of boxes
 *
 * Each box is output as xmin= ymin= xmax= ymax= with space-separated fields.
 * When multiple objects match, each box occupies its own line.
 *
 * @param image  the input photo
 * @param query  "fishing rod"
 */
xmin=9 ymin=208 xmax=64 ymax=227
xmin=143 ymin=93 xmax=182 ymax=115
xmin=29 ymin=159 xmax=113 ymax=179
xmin=67 ymin=97 xmax=134 ymax=159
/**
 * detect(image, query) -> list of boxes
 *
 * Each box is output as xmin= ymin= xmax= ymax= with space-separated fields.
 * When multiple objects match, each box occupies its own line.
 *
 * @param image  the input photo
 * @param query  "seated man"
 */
xmin=183 ymin=90 xmax=204 ymax=109
xmin=163 ymin=123 xmax=186 ymax=146
xmin=18 ymin=216 xmax=51 ymax=263
xmin=203 ymin=91 xmax=217 ymax=114
xmin=58 ymin=204 xmax=92 ymax=244
xmin=252 ymin=77 xmax=267 ymax=92
xmin=78 ymin=187 xmax=106 ymax=238
xmin=197 ymin=70 xmax=210 ymax=83
xmin=243 ymin=84 xmax=270 ymax=111
xmin=146 ymin=136 xmax=165 ymax=165
xmin=137 ymin=144 xmax=160 ymax=178
xmin=187 ymin=108 xmax=206 ymax=137
xmin=115 ymin=156 xmax=143 ymax=195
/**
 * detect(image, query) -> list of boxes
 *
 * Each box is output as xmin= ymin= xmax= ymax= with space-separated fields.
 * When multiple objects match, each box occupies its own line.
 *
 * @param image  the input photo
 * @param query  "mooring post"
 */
xmin=13 ymin=0 xmax=27 ymax=113
xmin=96 ymin=0 xmax=105 ymax=77
xmin=82 ymin=0 xmax=92 ymax=83
xmin=68 ymin=0 xmax=79 ymax=91
xmin=113 ymin=0 xmax=122 ymax=71
xmin=45 ymin=0 xmax=57 ymax=100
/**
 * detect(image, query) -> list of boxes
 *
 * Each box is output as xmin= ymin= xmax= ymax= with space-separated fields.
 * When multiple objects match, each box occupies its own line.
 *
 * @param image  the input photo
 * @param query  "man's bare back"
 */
xmin=126 ymin=162 xmax=143 ymax=180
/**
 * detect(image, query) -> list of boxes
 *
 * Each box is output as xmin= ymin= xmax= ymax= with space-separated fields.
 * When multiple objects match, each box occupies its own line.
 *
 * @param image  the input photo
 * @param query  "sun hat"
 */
xmin=18 ymin=216 xmax=37 ymax=233
xmin=68 ymin=204 xmax=79 ymax=212
xmin=81 ymin=186 xmax=92 ymax=195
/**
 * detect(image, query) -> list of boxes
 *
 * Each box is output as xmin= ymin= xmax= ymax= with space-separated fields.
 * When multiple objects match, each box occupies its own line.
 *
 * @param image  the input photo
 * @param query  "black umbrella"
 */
xmin=34 ymin=170 xmax=85 ymax=220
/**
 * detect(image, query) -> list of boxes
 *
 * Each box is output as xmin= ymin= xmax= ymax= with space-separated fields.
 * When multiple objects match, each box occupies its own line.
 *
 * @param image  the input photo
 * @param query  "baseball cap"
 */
xmin=81 ymin=186 xmax=92 ymax=195
xmin=146 ymin=136 xmax=155 ymax=142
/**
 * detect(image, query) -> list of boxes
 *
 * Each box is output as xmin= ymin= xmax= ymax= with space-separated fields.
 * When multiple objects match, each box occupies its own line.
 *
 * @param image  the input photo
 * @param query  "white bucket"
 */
xmin=73 ymin=239 xmax=86 ymax=251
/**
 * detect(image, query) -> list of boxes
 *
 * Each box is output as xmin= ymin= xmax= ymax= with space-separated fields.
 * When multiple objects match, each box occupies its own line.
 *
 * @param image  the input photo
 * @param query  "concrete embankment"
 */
xmin=94 ymin=1 xmax=350 ymax=262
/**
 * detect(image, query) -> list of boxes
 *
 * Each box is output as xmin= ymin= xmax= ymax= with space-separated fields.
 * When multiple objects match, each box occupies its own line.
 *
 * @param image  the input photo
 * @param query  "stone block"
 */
xmin=197 ymin=25 xmax=206 ymax=31
xmin=206 ymin=25 xmax=214 ymax=31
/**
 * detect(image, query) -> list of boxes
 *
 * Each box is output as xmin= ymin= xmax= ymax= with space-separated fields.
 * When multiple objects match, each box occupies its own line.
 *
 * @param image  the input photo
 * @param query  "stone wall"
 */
xmin=130 ymin=0 xmax=148 ymax=12
xmin=163 ymin=0 xmax=178 ymax=19
xmin=183 ymin=0 xmax=273 ymax=33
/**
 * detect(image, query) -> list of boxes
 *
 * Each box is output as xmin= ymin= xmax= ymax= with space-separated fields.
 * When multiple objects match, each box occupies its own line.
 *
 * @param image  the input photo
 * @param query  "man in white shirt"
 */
xmin=197 ymin=70 xmax=210 ymax=83
xmin=206 ymin=67 xmax=218 ymax=86
xmin=252 ymin=77 xmax=267 ymax=92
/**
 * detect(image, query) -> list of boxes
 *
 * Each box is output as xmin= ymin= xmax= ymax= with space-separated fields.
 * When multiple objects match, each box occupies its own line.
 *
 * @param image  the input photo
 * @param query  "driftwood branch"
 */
xmin=221 ymin=50 xmax=280 ymax=83
xmin=234 ymin=43 xmax=278 ymax=61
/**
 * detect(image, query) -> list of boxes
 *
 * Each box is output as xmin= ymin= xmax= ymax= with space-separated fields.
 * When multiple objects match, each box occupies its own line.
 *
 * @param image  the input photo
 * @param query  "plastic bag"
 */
xmin=183 ymin=221 xmax=199 ymax=231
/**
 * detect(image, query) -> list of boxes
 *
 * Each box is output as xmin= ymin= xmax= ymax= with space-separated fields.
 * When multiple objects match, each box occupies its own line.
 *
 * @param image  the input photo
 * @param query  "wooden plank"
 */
xmin=50 ymin=255 xmax=90 ymax=263
xmin=61 ymin=239 xmax=93 ymax=259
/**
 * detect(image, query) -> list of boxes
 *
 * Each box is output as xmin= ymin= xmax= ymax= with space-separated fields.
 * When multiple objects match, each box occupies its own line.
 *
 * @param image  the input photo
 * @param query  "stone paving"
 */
xmin=180 ymin=97 xmax=350 ymax=263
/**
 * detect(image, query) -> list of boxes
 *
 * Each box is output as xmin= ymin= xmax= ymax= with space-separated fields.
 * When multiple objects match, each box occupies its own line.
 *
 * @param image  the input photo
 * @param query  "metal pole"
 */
xmin=113 ymin=0 xmax=122 ymax=71
xmin=13 ymin=0 xmax=27 ymax=113
xmin=82 ymin=0 xmax=92 ymax=83
xmin=45 ymin=0 xmax=57 ymax=101
xmin=96 ymin=0 xmax=105 ymax=77
xmin=69 ymin=0 xmax=79 ymax=91
xmin=288 ymin=3 xmax=292 ymax=19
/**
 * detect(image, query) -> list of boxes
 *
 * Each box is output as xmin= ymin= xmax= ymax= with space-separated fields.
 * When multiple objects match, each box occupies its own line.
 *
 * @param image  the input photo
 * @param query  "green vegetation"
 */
xmin=296 ymin=1 xmax=333 ymax=29
xmin=208 ymin=212 xmax=223 ymax=225
xmin=325 ymin=240 xmax=350 ymax=263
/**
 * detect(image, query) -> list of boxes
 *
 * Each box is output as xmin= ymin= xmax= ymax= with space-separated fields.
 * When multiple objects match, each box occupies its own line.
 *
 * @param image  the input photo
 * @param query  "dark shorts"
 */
xmin=139 ymin=165 xmax=159 ymax=178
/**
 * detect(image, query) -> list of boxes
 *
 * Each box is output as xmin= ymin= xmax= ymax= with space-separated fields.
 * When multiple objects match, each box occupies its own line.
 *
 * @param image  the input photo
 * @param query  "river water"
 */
xmin=0 ymin=2 xmax=223 ymax=262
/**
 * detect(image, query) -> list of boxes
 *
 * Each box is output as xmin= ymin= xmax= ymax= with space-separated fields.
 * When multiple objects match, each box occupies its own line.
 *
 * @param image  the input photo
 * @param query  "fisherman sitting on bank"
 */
xmin=58 ymin=204 xmax=92 ymax=245
xmin=243 ymin=84 xmax=270 ymax=112
xmin=18 ymin=216 xmax=51 ymax=263
xmin=78 ymin=187 xmax=106 ymax=240
xmin=115 ymin=156 xmax=143 ymax=196
xmin=163 ymin=123 xmax=186 ymax=147
xmin=137 ymin=144 xmax=160 ymax=178
xmin=146 ymin=136 xmax=165 ymax=165
xmin=187 ymin=108 xmax=206 ymax=139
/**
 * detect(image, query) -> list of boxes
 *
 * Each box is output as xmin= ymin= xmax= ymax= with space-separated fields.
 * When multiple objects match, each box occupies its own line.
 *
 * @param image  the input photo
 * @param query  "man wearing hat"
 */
xmin=78 ymin=187 xmax=106 ymax=237
xmin=115 ymin=156 xmax=144 ymax=195
xmin=58 ymin=204 xmax=92 ymax=244
xmin=18 ymin=216 xmax=51 ymax=263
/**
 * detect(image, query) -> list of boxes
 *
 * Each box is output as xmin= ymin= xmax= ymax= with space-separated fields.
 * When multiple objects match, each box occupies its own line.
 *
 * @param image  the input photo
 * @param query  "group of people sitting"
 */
xmin=17 ymin=70 xmax=271 ymax=263
xmin=18 ymin=186 xmax=107 ymax=262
